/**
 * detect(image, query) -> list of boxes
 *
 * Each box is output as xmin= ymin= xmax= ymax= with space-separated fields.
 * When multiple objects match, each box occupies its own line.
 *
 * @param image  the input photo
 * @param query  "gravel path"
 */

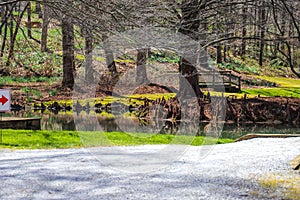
xmin=0 ymin=137 xmax=299 ymax=200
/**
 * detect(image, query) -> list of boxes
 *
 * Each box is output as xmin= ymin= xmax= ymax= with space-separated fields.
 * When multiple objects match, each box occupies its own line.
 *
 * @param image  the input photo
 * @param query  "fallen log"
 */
xmin=235 ymin=134 xmax=300 ymax=142
xmin=291 ymin=154 xmax=300 ymax=170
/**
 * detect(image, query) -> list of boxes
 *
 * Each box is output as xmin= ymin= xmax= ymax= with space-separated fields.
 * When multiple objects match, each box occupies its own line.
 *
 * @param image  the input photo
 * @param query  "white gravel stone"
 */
xmin=0 ymin=137 xmax=299 ymax=199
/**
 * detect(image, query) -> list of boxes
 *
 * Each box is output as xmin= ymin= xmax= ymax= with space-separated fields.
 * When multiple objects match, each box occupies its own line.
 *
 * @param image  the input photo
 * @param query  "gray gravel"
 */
xmin=0 ymin=137 xmax=299 ymax=200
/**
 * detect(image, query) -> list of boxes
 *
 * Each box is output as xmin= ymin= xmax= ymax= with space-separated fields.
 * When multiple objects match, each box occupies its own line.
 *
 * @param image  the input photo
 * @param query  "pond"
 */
xmin=3 ymin=110 xmax=300 ymax=140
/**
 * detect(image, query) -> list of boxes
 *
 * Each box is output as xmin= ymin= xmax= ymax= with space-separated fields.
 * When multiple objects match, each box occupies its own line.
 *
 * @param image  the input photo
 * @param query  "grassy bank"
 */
xmin=0 ymin=130 xmax=233 ymax=149
xmin=242 ymin=76 xmax=300 ymax=98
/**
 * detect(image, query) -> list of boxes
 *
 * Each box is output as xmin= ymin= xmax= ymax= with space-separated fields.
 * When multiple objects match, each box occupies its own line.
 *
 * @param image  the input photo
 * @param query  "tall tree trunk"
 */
xmin=259 ymin=1 xmax=266 ymax=66
xmin=61 ymin=16 xmax=75 ymax=89
xmin=0 ymin=5 xmax=6 ymax=35
xmin=216 ymin=0 xmax=222 ymax=64
xmin=27 ymin=2 xmax=32 ymax=38
xmin=41 ymin=4 xmax=49 ymax=52
xmin=83 ymin=29 xmax=94 ymax=84
xmin=280 ymin=6 xmax=286 ymax=51
xmin=0 ymin=6 xmax=8 ymax=58
xmin=241 ymin=4 xmax=247 ymax=56
xmin=178 ymin=0 xmax=204 ymax=98
xmin=1 ymin=6 xmax=5 ymax=22
xmin=25 ymin=2 xmax=40 ymax=44
xmin=286 ymin=43 xmax=300 ymax=78
xmin=223 ymin=45 xmax=227 ymax=62
xmin=254 ymin=0 xmax=260 ymax=48
xmin=179 ymin=57 xmax=203 ymax=98
xmin=136 ymin=48 xmax=149 ymax=85
xmin=9 ymin=5 xmax=14 ymax=48
xmin=6 ymin=3 xmax=27 ymax=67
xmin=0 ymin=11 xmax=8 ymax=75
xmin=216 ymin=46 xmax=222 ymax=64
xmin=0 ymin=16 xmax=8 ymax=58
xmin=35 ymin=2 xmax=42 ymax=18
xmin=103 ymin=35 xmax=117 ymax=74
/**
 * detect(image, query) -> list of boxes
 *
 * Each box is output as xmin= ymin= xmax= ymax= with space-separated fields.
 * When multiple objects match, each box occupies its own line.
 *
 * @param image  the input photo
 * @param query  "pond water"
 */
xmin=3 ymin=111 xmax=300 ymax=140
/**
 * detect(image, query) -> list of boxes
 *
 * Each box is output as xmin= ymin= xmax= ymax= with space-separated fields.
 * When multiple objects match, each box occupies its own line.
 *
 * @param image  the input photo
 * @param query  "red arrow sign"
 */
xmin=0 ymin=95 xmax=8 ymax=105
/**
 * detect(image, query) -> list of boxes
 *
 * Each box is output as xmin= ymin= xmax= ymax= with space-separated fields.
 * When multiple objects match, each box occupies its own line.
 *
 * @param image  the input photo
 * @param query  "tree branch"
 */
xmin=0 ymin=0 xmax=26 ymax=6
xmin=280 ymin=0 xmax=300 ymax=42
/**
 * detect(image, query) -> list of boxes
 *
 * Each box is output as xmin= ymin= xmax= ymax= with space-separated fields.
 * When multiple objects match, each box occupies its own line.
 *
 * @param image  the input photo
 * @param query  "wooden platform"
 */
xmin=0 ymin=117 xmax=41 ymax=130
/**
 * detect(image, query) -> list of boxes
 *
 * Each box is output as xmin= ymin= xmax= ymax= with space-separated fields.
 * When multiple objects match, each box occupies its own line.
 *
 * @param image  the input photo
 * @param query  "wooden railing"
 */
xmin=163 ymin=70 xmax=241 ymax=92
xmin=198 ymin=70 xmax=241 ymax=92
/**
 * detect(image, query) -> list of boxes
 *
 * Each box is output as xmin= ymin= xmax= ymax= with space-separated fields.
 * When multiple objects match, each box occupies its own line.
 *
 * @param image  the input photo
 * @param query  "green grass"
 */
xmin=148 ymin=51 xmax=180 ymax=63
xmin=242 ymin=76 xmax=300 ymax=98
xmin=256 ymin=76 xmax=300 ymax=88
xmin=0 ymin=130 xmax=81 ymax=149
xmin=213 ymin=75 xmax=300 ymax=98
xmin=80 ymin=131 xmax=233 ymax=147
xmin=0 ymin=130 xmax=233 ymax=149
xmin=0 ymin=76 xmax=61 ymax=85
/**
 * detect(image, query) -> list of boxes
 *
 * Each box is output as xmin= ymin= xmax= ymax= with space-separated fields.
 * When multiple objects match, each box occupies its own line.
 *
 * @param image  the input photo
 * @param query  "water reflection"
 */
xmin=4 ymin=111 xmax=300 ymax=139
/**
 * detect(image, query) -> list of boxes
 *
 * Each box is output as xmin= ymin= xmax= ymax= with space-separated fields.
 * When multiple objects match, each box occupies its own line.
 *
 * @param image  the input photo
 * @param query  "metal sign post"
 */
xmin=0 ymin=89 xmax=11 ymax=144
xmin=0 ymin=112 xmax=2 ymax=144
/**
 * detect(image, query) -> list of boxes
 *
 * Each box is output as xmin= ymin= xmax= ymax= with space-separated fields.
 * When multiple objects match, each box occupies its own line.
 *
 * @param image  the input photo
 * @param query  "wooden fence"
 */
xmin=198 ymin=70 xmax=241 ymax=92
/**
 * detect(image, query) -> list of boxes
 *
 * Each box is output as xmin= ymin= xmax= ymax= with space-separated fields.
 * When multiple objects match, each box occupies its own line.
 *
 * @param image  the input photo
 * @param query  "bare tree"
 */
xmin=27 ymin=1 xmax=32 ymax=38
xmin=61 ymin=14 xmax=75 ymax=88
xmin=82 ymin=27 xmax=94 ymax=83
xmin=178 ymin=0 xmax=204 ymax=98
xmin=258 ymin=1 xmax=267 ymax=66
xmin=1 ymin=0 xmax=299 ymax=82
xmin=136 ymin=48 xmax=149 ymax=85
xmin=6 ymin=2 xmax=27 ymax=67
xmin=35 ymin=1 xmax=42 ymax=18
xmin=41 ymin=4 xmax=50 ymax=52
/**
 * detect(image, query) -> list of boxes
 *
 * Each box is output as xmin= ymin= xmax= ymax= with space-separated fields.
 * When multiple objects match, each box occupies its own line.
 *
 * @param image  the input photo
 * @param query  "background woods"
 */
xmin=0 ymin=0 xmax=299 ymax=89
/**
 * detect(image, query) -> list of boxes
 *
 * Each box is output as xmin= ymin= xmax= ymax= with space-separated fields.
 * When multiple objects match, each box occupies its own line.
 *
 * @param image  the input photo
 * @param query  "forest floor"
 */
xmin=1 ymin=61 xmax=299 ymax=106
xmin=2 ymin=73 xmax=300 ymax=105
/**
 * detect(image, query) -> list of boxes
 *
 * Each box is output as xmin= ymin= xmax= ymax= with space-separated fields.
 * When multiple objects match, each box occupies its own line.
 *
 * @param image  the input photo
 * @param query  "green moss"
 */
xmin=243 ymin=88 xmax=300 ymax=98
xmin=202 ymin=91 xmax=258 ymax=98
xmin=128 ymin=93 xmax=176 ymax=100
xmin=115 ymin=59 xmax=135 ymax=63
xmin=98 ymin=111 xmax=115 ymax=118
xmin=255 ymin=76 xmax=300 ymax=88
xmin=43 ymin=93 xmax=176 ymax=108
